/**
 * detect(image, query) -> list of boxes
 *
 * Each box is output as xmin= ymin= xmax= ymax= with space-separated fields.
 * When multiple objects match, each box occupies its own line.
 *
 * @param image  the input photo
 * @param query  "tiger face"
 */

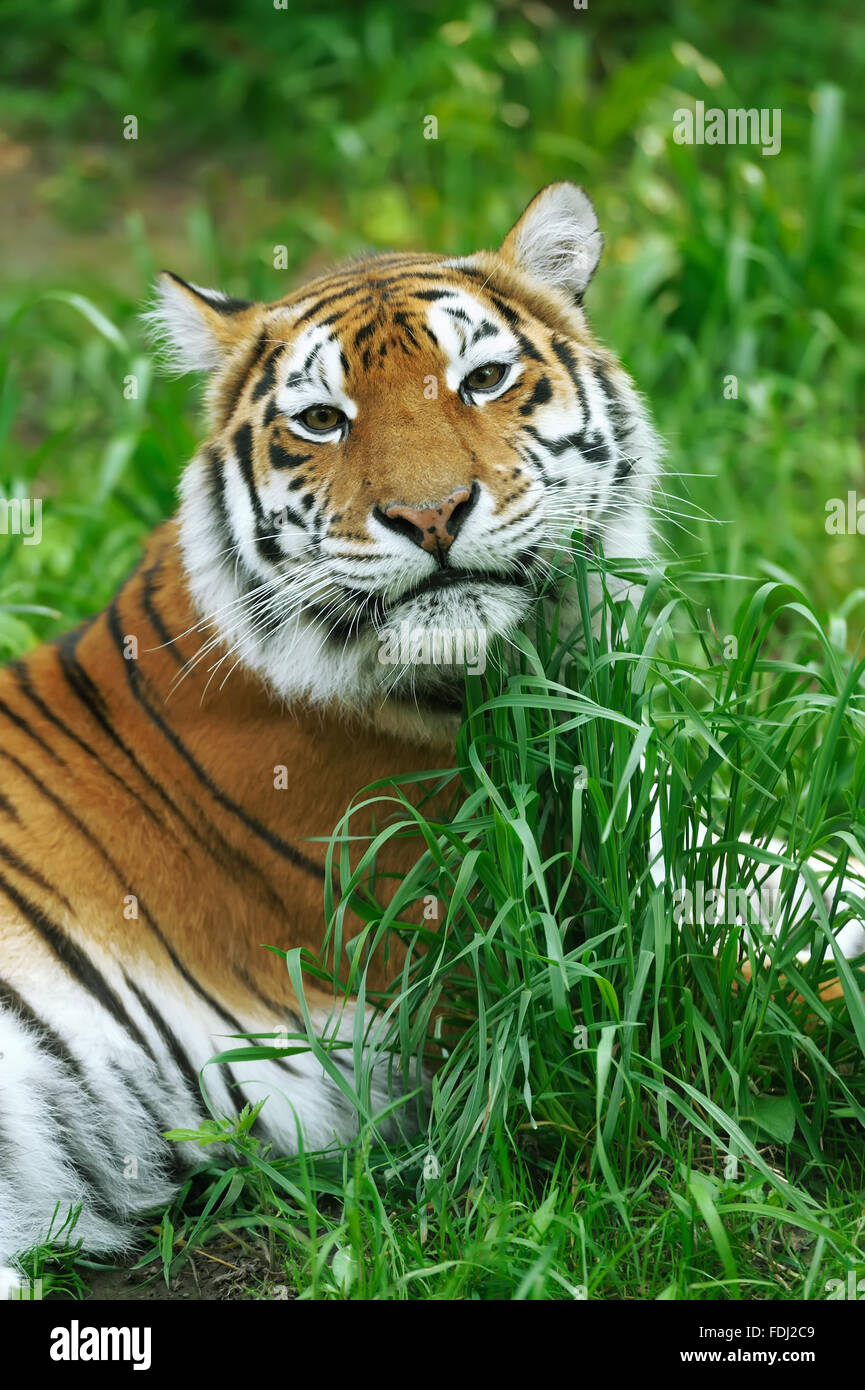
xmin=148 ymin=183 xmax=661 ymax=734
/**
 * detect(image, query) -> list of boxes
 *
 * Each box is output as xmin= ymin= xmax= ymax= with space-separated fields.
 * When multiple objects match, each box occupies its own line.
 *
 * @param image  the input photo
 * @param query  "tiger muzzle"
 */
xmin=376 ymin=483 xmax=478 ymax=553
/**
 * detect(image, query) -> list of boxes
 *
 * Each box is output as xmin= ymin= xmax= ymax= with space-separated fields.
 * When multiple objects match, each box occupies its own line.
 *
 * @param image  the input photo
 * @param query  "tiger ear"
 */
xmin=144 ymin=272 xmax=258 ymax=374
xmin=498 ymin=183 xmax=602 ymax=301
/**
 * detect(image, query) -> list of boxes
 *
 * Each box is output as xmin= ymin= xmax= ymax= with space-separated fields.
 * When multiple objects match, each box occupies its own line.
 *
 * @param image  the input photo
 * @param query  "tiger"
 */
xmin=0 ymin=182 xmax=862 ymax=1291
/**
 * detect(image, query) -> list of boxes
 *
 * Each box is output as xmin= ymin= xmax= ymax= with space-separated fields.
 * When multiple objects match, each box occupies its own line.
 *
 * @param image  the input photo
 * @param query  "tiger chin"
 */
xmin=0 ymin=183 xmax=858 ymax=1290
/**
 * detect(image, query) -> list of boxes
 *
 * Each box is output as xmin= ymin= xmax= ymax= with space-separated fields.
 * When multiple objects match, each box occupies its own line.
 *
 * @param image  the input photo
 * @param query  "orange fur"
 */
xmin=0 ymin=524 xmax=451 ymax=1012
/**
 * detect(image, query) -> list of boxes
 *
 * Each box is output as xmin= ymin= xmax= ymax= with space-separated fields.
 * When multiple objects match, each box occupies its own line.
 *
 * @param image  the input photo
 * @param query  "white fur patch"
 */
xmin=646 ymin=795 xmax=865 ymax=967
xmin=507 ymin=183 xmax=603 ymax=295
xmin=143 ymin=277 xmax=227 ymax=375
xmin=427 ymin=292 xmax=524 ymax=397
xmin=0 ymin=937 xmax=408 ymax=1270
xmin=274 ymin=324 xmax=358 ymax=438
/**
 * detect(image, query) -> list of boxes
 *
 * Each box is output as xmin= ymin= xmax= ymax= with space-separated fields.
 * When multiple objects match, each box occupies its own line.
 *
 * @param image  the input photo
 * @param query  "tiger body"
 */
xmin=0 ymin=526 xmax=454 ymax=1266
xmin=1 ymin=184 xmax=859 ymax=1284
xmin=3 ymin=183 xmax=657 ymax=1275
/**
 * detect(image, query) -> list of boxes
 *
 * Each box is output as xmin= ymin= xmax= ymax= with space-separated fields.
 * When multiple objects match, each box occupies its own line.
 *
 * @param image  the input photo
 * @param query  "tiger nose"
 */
xmin=378 ymin=485 xmax=477 ymax=553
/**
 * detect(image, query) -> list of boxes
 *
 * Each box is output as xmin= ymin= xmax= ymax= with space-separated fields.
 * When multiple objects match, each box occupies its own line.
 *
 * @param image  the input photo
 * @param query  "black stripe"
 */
xmin=0 ymin=974 xmax=90 ymax=1080
xmin=206 ymin=444 xmax=234 ymax=548
xmin=124 ymin=975 xmax=201 ymax=1103
xmin=319 ymin=299 xmax=374 ymax=328
xmin=301 ymin=343 xmax=323 ymax=373
xmin=56 ymin=611 xmax=313 ymax=956
xmin=221 ymin=1063 xmax=248 ymax=1110
xmin=283 ymin=264 xmax=490 ymax=325
xmin=588 ymin=434 xmax=612 ymax=466
xmin=140 ymin=553 xmax=186 ymax=670
xmin=470 ymin=319 xmax=498 ymax=345
xmin=163 ymin=273 xmax=251 ymax=317
xmin=105 ymin=603 xmax=328 ymax=884
xmin=515 ymin=329 xmax=543 ymax=363
xmin=52 ymin=634 xmax=213 ymax=840
xmin=233 ymin=422 xmax=284 ymax=565
xmin=0 ymin=744 xmax=250 ymax=1040
xmin=550 ymin=337 xmax=586 ymax=421
xmin=488 ymin=295 xmax=521 ymax=327
xmin=4 ymin=899 xmax=198 ymax=1189
xmin=0 ymin=693 xmax=67 ymax=766
xmin=392 ymin=310 xmax=417 ymax=337
xmin=0 ymin=787 xmax=19 ymax=821
xmin=518 ymin=444 xmax=549 ymax=484
xmin=107 ymin=1062 xmax=188 ymax=1181
xmin=269 ymin=439 xmax=312 ymax=470
xmin=276 ymin=502 xmax=308 ymax=531
xmin=235 ymin=967 xmax=303 ymax=1030
xmin=221 ymin=330 xmax=268 ymax=427
xmin=293 ymin=288 xmax=359 ymax=326
xmin=591 ymin=360 xmax=630 ymax=436
xmin=289 ymin=262 xmax=482 ymax=299
xmin=518 ymin=375 xmax=553 ymax=416
xmin=523 ymin=424 xmax=579 ymax=458
xmin=0 ymin=744 xmax=137 ymax=888
xmin=8 ymin=658 xmax=161 ymax=825
xmin=304 ymin=598 xmax=370 ymax=639
xmin=588 ymin=361 xmax=632 ymax=476
xmin=0 ymin=983 xmax=120 ymax=1217
xmin=251 ymin=345 xmax=286 ymax=402
xmin=199 ymin=293 xmax=252 ymax=316
xmin=48 ymin=1095 xmax=119 ymax=1220
xmin=353 ymin=320 xmax=378 ymax=348
xmin=0 ymin=837 xmax=73 ymax=911
xmin=0 ymin=871 xmax=158 ymax=1060
xmin=56 ymin=624 xmax=113 ymax=729
xmin=411 ymin=288 xmax=459 ymax=303
xmin=9 ymin=647 xmax=305 ymax=1053
xmin=52 ymin=620 xmax=235 ymax=861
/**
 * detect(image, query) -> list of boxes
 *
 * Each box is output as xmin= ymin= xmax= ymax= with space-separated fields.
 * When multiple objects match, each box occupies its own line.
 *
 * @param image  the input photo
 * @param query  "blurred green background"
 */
xmin=1 ymin=0 xmax=863 ymax=658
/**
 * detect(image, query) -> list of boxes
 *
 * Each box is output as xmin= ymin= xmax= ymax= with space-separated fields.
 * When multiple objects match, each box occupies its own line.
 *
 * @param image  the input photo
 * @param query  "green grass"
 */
xmin=3 ymin=0 xmax=864 ymax=1301
xmin=17 ymin=553 xmax=865 ymax=1301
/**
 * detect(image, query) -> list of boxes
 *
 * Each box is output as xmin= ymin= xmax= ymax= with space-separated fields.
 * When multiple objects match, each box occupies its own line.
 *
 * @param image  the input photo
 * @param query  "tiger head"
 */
xmin=148 ymin=183 xmax=661 ymax=740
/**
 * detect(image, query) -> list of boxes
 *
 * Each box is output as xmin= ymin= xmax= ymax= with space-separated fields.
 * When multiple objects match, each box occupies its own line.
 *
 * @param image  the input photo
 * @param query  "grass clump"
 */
xmin=75 ymin=550 xmax=863 ymax=1302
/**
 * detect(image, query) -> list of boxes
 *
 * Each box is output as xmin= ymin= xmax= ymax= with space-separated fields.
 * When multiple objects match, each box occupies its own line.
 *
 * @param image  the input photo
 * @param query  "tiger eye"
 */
xmin=299 ymin=404 xmax=343 ymax=433
xmin=464 ymin=362 xmax=507 ymax=393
